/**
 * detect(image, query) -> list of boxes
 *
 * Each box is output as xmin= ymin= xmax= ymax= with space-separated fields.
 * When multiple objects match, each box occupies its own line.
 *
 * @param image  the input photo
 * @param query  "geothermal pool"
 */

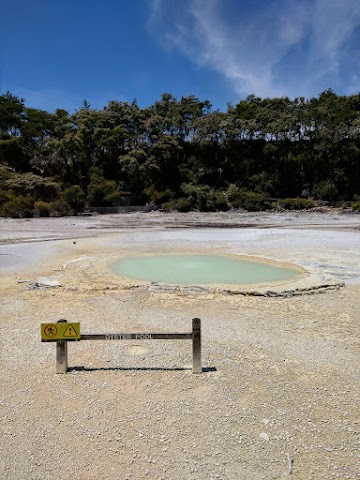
xmin=111 ymin=255 xmax=300 ymax=286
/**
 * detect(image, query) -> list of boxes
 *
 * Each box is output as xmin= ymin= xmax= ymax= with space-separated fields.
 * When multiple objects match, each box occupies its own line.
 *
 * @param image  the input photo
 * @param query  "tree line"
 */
xmin=1 ymin=88 xmax=360 ymax=217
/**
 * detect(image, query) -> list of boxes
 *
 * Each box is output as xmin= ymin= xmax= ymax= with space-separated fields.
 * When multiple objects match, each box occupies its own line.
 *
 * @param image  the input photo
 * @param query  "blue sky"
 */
xmin=1 ymin=0 xmax=360 ymax=112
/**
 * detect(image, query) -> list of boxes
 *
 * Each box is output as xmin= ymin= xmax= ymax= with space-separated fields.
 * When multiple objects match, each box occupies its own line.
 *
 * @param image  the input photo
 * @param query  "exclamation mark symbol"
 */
xmin=64 ymin=324 xmax=78 ymax=337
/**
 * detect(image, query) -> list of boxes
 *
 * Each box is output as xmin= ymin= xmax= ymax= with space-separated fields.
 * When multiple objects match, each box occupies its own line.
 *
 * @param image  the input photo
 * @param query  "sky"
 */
xmin=1 ymin=0 xmax=360 ymax=112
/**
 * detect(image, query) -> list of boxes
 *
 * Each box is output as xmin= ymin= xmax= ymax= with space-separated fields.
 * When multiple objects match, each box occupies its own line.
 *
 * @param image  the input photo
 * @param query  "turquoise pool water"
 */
xmin=111 ymin=255 xmax=300 ymax=285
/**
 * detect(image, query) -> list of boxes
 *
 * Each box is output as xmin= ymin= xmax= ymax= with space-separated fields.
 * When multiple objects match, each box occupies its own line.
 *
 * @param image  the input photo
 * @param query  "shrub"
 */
xmin=0 ymin=165 xmax=14 ymax=181
xmin=279 ymin=198 xmax=315 ymax=210
xmin=352 ymin=201 xmax=360 ymax=211
xmin=162 ymin=197 xmax=193 ymax=212
xmin=1 ymin=195 xmax=35 ymax=218
xmin=312 ymin=180 xmax=338 ymax=202
xmin=0 ymin=190 xmax=13 ymax=209
xmin=5 ymin=173 xmax=61 ymax=201
xmin=175 ymin=197 xmax=193 ymax=212
xmin=50 ymin=198 xmax=71 ymax=216
xmin=87 ymin=173 xmax=122 ymax=206
xmin=34 ymin=200 xmax=51 ymax=217
xmin=161 ymin=201 xmax=174 ymax=212
xmin=62 ymin=185 xmax=86 ymax=211
xmin=144 ymin=186 xmax=173 ymax=205
xmin=226 ymin=184 xmax=240 ymax=203
xmin=181 ymin=184 xmax=216 ymax=212
xmin=213 ymin=192 xmax=230 ymax=211
xmin=230 ymin=189 xmax=270 ymax=211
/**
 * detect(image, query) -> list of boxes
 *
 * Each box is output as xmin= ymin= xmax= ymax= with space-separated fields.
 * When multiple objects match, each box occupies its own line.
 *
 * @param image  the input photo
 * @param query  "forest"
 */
xmin=1 ymin=88 xmax=360 ymax=217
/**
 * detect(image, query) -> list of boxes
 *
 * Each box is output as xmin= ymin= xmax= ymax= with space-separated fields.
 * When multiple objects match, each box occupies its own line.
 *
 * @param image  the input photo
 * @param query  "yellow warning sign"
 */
xmin=63 ymin=324 xmax=78 ymax=337
xmin=41 ymin=322 xmax=81 ymax=341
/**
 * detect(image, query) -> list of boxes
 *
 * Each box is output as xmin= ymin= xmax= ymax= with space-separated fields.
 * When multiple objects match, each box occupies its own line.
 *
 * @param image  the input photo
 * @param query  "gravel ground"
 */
xmin=0 ymin=211 xmax=359 ymax=480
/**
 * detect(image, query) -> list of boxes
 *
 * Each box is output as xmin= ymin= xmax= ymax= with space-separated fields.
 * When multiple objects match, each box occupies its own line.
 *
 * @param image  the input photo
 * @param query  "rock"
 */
xmin=259 ymin=432 xmax=270 ymax=442
xmin=28 ymin=277 xmax=61 ymax=289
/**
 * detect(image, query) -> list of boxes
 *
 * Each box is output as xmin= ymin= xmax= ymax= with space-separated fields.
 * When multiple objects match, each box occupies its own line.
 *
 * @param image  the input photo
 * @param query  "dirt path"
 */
xmin=0 ymin=212 xmax=359 ymax=479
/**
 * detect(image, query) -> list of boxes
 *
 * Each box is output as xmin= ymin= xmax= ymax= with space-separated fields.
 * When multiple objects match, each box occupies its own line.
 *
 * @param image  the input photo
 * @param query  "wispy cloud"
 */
xmin=147 ymin=0 xmax=163 ymax=25
xmin=346 ymin=75 xmax=360 ymax=95
xmin=148 ymin=0 xmax=360 ymax=99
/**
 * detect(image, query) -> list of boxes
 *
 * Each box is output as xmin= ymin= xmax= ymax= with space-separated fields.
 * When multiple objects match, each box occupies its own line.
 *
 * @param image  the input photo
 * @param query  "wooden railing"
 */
xmin=41 ymin=318 xmax=202 ymax=374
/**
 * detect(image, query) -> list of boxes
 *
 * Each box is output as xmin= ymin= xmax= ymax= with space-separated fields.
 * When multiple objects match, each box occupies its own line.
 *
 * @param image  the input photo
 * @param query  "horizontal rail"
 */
xmin=81 ymin=333 xmax=192 ymax=340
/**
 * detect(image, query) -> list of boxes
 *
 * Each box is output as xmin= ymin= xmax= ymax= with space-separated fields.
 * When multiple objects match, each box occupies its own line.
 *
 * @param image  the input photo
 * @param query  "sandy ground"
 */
xmin=0 ymin=211 xmax=359 ymax=479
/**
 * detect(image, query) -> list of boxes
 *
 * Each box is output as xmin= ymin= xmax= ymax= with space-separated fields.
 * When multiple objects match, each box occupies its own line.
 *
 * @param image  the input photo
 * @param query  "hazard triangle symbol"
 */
xmin=63 ymin=324 xmax=78 ymax=337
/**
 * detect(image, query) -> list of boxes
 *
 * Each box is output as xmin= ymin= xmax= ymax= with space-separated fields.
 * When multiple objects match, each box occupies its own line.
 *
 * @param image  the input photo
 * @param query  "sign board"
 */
xmin=41 ymin=323 xmax=80 ymax=341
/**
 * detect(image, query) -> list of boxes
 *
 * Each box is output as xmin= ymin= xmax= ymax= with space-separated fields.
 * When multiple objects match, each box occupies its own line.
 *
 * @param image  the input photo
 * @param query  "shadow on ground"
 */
xmin=68 ymin=365 xmax=217 ymax=373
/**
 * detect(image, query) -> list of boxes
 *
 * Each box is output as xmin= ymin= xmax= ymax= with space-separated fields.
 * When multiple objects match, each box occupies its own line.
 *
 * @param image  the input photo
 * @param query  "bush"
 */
xmin=162 ymin=197 xmax=193 ymax=212
xmin=278 ymin=198 xmax=315 ymax=210
xmin=34 ymin=200 xmax=51 ymax=217
xmin=161 ymin=201 xmax=174 ymax=212
xmin=50 ymin=198 xmax=71 ymax=216
xmin=312 ymin=180 xmax=338 ymax=202
xmin=175 ymin=197 xmax=193 ymax=212
xmin=1 ymin=195 xmax=35 ymax=218
xmin=0 ymin=190 xmax=13 ymax=209
xmin=180 ymin=184 xmax=217 ymax=212
xmin=0 ymin=165 xmax=14 ymax=181
xmin=5 ymin=173 xmax=61 ymax=201
xmin=352 ymin=201 xmax=360 ymax=211
xmin=163 ymin=193 xmax=228 ymax=213
xmin=230 ymin=189 xmax=270 ymax=211
xmin=226 ymin=184 xmax=240 ymax=203
xmin=144 ymin=186 xmax=173 ymax=205
xmin=62 ymin=185 xmax=86 ymax=211
xmin=213 ymin=192 xmax=230 ymax=211
xmin=87 ymin=173 xmax=122 ymax=207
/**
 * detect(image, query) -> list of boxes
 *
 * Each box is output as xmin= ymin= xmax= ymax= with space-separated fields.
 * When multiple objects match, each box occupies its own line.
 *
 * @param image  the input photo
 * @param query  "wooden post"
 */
xmin=56 ymin=342 xmax=68 ymax=374
xmin=56 ymin=320 xmax=68 ymax=374
xmin=192 ymin=318 xmax=202 ymax=373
